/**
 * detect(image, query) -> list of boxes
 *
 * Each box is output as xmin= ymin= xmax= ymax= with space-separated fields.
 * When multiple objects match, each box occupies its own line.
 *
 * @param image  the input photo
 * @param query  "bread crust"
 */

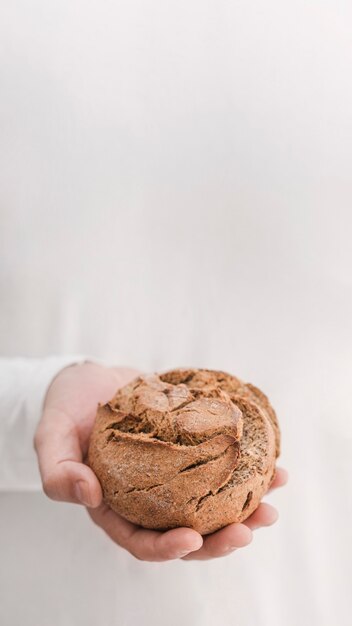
xmin=88 ymin=368 xmax=279 ymax=535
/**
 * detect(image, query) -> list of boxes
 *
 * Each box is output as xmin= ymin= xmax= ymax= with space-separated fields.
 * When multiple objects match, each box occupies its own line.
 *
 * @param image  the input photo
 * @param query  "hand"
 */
xmin=34 ymin=362 xmax=288 ymax=562
xmin=88 ymin=466 xmax=287 ymax=561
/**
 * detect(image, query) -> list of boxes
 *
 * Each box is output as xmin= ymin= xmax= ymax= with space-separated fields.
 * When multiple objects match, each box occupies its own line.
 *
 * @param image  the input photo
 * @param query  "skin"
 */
xmin=34 ymin=362 xmax=288 ymax=562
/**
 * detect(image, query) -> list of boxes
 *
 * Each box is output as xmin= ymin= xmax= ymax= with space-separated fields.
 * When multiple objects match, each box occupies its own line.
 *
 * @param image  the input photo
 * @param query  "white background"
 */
xmin=1 ymin=1 xmax=352 ymax=625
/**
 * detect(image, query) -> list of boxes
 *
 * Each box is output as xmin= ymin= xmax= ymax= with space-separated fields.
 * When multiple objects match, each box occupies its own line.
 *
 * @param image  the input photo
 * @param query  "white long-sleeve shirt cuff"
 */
xmin=0 ymin=355 xmax=93 ymax=491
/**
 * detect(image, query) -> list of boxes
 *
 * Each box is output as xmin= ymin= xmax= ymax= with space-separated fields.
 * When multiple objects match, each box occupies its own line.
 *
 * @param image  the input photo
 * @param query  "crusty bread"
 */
xmin=88 ymin=368 xmax=280 ymax=535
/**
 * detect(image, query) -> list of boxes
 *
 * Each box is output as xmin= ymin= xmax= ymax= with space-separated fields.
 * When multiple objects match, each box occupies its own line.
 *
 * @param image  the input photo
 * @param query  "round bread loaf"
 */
xmin=88 ymin=368 xmax=280 ymax=535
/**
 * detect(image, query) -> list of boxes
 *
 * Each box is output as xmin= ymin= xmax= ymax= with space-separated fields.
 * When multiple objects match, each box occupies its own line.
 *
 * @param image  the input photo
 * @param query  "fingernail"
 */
xmin=177 ymin=541 xmax=202 ymax=558
xmin=176 ymin=546 xmax=199 ymax=558
xmin=176 ymin=549 xmax=192 ymax=558
xmin=74 ymin=480 xmax=93 ymax=507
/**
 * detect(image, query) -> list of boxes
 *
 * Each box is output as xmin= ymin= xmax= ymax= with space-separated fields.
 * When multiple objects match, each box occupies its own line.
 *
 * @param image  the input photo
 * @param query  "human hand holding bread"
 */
xmin=34 ymin=362 xmax=288 ymax=561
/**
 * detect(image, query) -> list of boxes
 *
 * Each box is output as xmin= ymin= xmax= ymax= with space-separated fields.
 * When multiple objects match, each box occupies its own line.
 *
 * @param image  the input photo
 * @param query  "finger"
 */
xmin=34 ymin=406 xmax=102 ymax=507
xmin=88 ymin=504 xmax=203 ymax=561
xmin=267 ymin=466 xmax=289 ymax=493
xmin=243 ymin=502 xmax=278 ymax=530
xmin=129 ymin=526 xmax=203 ymax=561
xmin=182 ymin=523 xmax=252 ymax=561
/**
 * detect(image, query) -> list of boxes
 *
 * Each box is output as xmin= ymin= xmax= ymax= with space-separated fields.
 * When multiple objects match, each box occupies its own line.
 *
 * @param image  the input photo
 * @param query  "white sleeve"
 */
xmin=0 ymin=355 xmax=90 ymax=491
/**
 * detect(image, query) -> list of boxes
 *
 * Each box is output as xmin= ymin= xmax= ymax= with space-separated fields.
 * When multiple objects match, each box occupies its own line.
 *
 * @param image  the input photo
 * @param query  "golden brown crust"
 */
xmin=88 ymin=368 xmax=279 ymax=535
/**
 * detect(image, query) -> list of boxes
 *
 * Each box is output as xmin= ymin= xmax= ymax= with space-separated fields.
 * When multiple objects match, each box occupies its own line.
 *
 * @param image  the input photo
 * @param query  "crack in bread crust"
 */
xmin=102 ymin=376 xmax=243 ymax=446
xmin=118 ymin=444 xmax=238 ymax=495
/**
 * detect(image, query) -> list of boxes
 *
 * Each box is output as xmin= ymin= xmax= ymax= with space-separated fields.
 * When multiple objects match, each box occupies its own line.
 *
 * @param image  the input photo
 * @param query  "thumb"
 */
xmin=34 ymin=406 xmax=102 ymax=507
